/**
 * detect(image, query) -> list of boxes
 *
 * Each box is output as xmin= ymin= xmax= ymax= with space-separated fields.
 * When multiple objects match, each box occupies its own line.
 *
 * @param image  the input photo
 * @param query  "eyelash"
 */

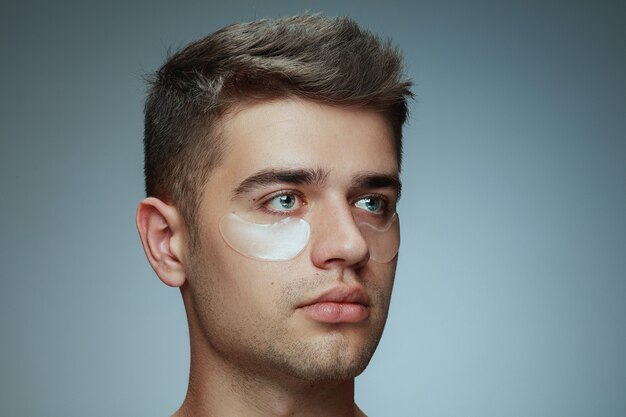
xmin=258 ymin=190 xmax=392 ymax=216
xmin=258 ymin=190 xmax=307 ymax=215
xmin=354 ymin=193 xmax=389 ymax=214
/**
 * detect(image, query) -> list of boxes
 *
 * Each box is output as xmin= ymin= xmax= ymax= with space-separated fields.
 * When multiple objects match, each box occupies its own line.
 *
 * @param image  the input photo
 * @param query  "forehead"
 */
xmin=216 ymin=99 xmax=398 ymax=184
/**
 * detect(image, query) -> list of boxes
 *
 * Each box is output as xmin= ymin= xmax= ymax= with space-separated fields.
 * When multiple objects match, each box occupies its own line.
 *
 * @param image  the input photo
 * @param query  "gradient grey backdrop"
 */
xmin=1 ymin=1 xmax=625 ymax=416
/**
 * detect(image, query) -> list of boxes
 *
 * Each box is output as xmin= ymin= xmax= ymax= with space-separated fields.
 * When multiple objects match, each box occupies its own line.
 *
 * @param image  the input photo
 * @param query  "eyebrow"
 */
xmin=231 ymin=168 xmax=329 ymax=199
xmin=231 ymin=168 xmax=401 ymax=200
xmin=350 ymin=172 xmax=402 ymax=200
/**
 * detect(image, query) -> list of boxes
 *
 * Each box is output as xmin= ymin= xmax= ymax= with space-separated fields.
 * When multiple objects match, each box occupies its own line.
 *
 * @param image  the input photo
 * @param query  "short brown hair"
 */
xmin=143 ymin=14 xmax=413 ymax=239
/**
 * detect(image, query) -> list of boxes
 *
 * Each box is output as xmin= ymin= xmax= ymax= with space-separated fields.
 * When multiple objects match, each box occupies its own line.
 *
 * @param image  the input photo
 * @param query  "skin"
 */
xmin=137 ymin=98 xmax=400 ymax=417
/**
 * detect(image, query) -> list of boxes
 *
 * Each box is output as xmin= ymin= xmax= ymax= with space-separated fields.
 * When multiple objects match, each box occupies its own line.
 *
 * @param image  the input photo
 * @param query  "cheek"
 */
xmin=192 ymin=231 xmax=298 ymax=315
xmin=188 ymin=253 xmax=295 ymax=341
xmin=366 ymin=260 xmax=397 ymax=306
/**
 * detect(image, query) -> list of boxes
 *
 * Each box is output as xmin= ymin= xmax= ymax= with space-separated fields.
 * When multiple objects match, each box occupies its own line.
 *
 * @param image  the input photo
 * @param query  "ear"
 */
xmin=136 ymin=197 xmax=188 ymax=287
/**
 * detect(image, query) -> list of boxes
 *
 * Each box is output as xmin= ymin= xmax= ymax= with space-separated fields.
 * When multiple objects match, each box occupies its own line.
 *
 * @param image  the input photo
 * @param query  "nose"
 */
xmin=310 ymin=202 xmax=370 ymax=270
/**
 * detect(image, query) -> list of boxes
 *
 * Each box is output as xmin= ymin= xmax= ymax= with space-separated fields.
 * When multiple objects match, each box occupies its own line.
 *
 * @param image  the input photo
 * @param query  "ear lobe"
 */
xmin=136 ymin=197 xmax=187 ymax=287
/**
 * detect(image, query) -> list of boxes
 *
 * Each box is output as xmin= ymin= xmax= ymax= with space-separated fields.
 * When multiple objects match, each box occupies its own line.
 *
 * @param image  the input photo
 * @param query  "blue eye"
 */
xmin=355 ymin=196 xmax=384 ymax=213
xmin=267 ymin=193 xmax=299 ymax=212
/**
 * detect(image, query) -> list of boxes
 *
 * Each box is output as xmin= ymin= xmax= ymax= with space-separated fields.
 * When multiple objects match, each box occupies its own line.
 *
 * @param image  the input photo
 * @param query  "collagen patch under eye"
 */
xmin=358 ymin=213 xmax=400 ymax=263
xmin=219 ymin=213 xmax=311 ymax=261
xmin=219 ymin=211 xmax=400 ymax=263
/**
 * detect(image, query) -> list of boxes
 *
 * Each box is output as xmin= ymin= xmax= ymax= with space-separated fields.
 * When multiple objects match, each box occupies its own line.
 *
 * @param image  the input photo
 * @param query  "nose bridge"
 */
xmin=316 ymin=195 xmax=356 ymax=229
xmin=309 ymin=194 xmax=369 ymax=268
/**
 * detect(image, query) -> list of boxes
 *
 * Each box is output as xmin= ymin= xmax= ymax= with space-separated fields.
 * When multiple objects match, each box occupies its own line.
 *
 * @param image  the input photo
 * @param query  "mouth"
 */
xmin=297 ymin=285 xmax=370 ymax=324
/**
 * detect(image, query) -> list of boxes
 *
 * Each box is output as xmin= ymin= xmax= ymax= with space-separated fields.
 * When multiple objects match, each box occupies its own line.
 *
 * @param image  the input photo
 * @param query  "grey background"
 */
xmin=1 ymin=1 xmax=625 ymax=416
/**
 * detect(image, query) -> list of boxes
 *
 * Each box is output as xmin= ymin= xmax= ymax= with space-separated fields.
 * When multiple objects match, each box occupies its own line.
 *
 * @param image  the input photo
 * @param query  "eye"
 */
xmin=355 ymin=196 xmax=385 ymax=214
xmin=265 ymin=192 xmax=302 ymax=213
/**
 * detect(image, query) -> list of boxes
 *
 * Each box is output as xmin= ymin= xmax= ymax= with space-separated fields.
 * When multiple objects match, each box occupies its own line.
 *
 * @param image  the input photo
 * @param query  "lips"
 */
xmin=297 ymin=286 xmax=370 ymax=323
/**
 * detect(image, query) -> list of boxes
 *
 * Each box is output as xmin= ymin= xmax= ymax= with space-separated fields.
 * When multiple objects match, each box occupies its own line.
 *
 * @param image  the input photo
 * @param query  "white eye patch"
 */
xmin=219 ymin=212 xmax=400 ymax=263
xmin=219 ymin=213 xmax=311 ymax=261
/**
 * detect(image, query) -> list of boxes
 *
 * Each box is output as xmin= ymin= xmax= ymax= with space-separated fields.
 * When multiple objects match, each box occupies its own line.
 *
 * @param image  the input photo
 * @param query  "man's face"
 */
xmin=185 ymin=98 xmax=399 ymax=382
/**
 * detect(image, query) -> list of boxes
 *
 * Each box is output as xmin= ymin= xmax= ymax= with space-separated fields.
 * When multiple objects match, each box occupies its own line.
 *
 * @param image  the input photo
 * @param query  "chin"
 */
xmin=264 ymin=330 xmax=382 ymax=382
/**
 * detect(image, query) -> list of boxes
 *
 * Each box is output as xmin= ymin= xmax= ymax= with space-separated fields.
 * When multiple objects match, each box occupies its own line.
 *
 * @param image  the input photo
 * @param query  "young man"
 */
xmin=136 ymin=15 xmax=412 ymax=417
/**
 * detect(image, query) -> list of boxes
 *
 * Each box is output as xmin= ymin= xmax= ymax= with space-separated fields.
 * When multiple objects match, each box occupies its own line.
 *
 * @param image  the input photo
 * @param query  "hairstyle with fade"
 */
xmin=143 ymin=14 xmax=413 ymax=245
